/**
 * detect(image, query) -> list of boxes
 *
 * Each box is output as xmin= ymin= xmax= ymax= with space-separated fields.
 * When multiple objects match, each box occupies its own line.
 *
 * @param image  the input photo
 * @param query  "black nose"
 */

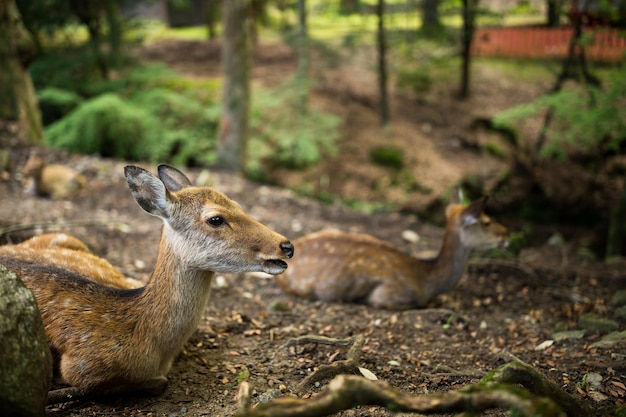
xmin=280 ymin=241 xmax=294 ymax=258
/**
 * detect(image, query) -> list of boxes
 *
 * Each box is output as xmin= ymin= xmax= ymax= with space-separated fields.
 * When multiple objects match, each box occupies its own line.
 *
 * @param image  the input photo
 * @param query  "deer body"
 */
xmin=23 ymin=155 xmax=86 ymax=199
xmin=276 ymin=197 xmax=507 ymax=310
xmin=0 ymin=165 xmax=293 ymax=399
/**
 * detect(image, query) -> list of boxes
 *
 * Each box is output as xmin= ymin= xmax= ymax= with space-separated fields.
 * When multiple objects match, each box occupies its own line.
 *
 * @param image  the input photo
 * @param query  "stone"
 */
xmin=590 ymin=330 xmax=626 ymax=349
xmin=577 ymin=312 xmax=619 ymax=333
xmin=0 ymin=264 xmax=52 ymax=417
xmin=611 ymin=290 xmax=626 ymax=307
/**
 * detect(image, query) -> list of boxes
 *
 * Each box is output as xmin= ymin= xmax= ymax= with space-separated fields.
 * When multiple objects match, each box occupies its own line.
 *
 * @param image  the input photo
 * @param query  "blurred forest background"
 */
xmin=2 ymin=0 xmax=626 ymax=260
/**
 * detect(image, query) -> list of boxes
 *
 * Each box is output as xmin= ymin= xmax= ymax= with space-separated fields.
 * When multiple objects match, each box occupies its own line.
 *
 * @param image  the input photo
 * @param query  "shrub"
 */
xmin=37 ymin=87 xmax=83 ymax=126
xmin=130 ymin=88 xmax=219 ymax=166
xmin=248 ymin=82 xmax=340 ymax=176
xmin=494 ymin=71 xmax=626 ymax=160
xmin=45 ymin=93 xmax=158 ymax=160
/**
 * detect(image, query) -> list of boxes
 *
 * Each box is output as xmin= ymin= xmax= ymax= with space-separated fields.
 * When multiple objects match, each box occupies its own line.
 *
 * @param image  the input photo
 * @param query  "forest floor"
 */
xmin=0 ymin=38 xmax=625 ymax=416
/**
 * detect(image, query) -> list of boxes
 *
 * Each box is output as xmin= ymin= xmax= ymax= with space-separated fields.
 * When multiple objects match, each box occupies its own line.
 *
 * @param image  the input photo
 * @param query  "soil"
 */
xmin=1 ymin=38 xmax=625 ymax=416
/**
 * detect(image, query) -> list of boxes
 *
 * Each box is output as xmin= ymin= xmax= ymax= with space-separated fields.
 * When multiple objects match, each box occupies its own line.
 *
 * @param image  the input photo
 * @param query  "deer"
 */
xmin=0 ymin=164 xmax=294 ymax=402
xmin=275 ymin=195 xmax=508 ymax=310
xmin=22 ymin=154 xmax=86 ymax=199
xmin=4 ymin=233 xmax=143 ymax=289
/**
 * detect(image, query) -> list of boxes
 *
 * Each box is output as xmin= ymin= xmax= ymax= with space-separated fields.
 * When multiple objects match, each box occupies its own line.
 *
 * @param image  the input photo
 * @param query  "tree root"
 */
xmin=235 ymin=335 xmax=591 ymax=417
xmin=285 ymin=334 xmax=365 ymax=392
xmin=235 ymin=373 xmax=565 ymax=417
xmin=481 ymin=360 xmax=592 ymax=417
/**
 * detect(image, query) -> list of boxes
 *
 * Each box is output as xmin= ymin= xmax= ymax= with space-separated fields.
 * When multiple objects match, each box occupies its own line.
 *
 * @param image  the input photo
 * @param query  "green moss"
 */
xmin=369 ymin=145 xmax=404 ymax=169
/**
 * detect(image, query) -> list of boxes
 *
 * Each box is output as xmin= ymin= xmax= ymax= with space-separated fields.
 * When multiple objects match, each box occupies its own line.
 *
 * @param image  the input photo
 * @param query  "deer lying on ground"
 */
xmin=7 ymin=233 xmax=143 ymax=289
xmin=276 ymin=196 xmax=507 ymax=310
xmin=0 ymin=164 xmax=294 ymax=401
xmin=23 ymin=154 xmax=86 ymax=199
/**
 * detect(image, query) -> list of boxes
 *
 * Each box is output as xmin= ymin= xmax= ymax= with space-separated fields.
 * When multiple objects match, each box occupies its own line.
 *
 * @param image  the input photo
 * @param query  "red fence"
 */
xmin=471 ymin=26 xmax=626 ymax=62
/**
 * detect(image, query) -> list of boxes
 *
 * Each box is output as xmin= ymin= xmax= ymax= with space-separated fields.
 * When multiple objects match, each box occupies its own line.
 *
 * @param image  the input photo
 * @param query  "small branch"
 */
xmin=286 ymin=335 xmax=365 ymax=393
xmin=47 ymin=387 xmax=85 ymax=405
xmin=234 ymin=374 xmax=565 ymax=417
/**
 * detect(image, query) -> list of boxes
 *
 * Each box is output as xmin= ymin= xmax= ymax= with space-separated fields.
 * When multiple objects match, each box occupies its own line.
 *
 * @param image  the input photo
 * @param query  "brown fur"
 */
xmin=276 ymin=196 xmax=508 ymax=310
xmin=23 ymin=155 xmax=86 ymax=199
xmin=0 ymin=165 xmax=293 ymax=399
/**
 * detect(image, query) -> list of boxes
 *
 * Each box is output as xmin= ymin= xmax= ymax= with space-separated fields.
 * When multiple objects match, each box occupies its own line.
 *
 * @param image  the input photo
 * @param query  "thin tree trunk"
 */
xmin=534 ymin=0 xmax=600 ymax=159
xmin=296 ymin=0 xmax=309 ymax=115
xmin=459 ymin=0 xmax=476 ymax=99
xmin=421 ymin=0 xmax=442 ymax=36
xmin=376 ymin=0 xmax=390 ymax=127
xmin=546 ymin=0 xmax=561 ymax=27
xmin=217 ymin=0 xmax=251 ymax=172
xmin=104 ymin=0 xmax=122 ymax=69
xmin=0 ymin=0 xmax=43 ymax=143
xmin=69 ymin=0 xmax=109 ymax=80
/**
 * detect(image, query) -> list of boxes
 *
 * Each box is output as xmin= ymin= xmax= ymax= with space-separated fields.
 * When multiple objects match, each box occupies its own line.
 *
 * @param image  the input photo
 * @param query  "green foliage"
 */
xmin=37 ymin=87 xmax=83 ymax=126
xmin=130 ymin=89 xmax=219 ymax=166
xmin=248 ymin=82 xmax=340 ymax=176
xmin=45 ymin=93 xmax=157 ymax=160
xmin=39 ymin=62 xmax=220 ymax=166
xmin=494 ymin=71 xmax=626 ymax=160
xmin=45 ymin=88 xmax=219 ymax=166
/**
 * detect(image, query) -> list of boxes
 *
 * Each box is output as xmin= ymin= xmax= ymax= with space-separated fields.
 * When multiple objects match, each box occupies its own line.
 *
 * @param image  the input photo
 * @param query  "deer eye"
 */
xmin=207 ymin=216 xmax=226 ymax=227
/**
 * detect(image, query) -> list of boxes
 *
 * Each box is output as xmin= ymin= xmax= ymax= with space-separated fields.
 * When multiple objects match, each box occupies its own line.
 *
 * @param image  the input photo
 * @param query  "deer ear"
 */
xmin=460 ymin=196 xmax=489 ymax=226
xmin=125 ymin=165 xmax=173 ymax=220
xmin=158 ymin=165 xmax=193 ymax=192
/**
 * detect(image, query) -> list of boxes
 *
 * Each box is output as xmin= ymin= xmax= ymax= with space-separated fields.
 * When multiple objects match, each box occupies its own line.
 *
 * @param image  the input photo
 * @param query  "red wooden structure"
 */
xmin=471 ymin=26 xmax=626 ymax=63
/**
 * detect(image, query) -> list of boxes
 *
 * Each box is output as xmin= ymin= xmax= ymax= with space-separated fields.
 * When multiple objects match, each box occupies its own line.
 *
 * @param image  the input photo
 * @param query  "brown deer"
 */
xmin=0 ymin=165 xmax=294 ymax=402
xmin=23 ymin=154 xmax=86 ymax=200
xmin=276 ymin=196 xmax=507 ymax=310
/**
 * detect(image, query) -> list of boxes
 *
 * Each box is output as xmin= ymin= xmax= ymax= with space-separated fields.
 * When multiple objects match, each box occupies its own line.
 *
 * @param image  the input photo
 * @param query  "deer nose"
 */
xmin=280 ymin=241 xmax=294 ymax=258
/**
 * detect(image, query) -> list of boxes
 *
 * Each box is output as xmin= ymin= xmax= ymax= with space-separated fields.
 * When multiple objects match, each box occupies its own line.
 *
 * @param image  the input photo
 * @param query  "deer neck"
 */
xmin=415 ymin=227 xmax=472 ymax=298
xmin=133 ymin=226 xmax=214 ymax=354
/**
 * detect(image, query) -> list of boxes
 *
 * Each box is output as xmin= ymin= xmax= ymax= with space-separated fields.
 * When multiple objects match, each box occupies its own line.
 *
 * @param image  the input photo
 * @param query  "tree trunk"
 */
xmin=296 ymin=0 xmax=309 ymax=115
xmin=104 ymin=0 xmax=122 ymax=69
xmin=546 ymin=0 xmax=561 ymax=27
xmin=217 ymin=0 xmax=251 ymax=172
xmin=69 ymin=0 xmax=109 ymax=80
xmin=459 ymin=0 xmax=476 ymax=99
xmin=0 ymin=0 xmax=43 ymax=144
xmin=206 ymin=0 xmax=220 ymax=39
xmin=421 ymin=0 xmax=442 ymax=36
xmin=376 ymin=0 xmax=390 ymax=127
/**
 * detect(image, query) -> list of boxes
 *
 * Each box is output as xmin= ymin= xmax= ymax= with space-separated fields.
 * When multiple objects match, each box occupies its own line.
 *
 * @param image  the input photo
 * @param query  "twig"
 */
xmin=286 ymin=335 xmax=365 ymax=393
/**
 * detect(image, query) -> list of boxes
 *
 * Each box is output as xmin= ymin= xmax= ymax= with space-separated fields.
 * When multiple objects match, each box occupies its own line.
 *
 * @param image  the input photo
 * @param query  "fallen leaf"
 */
xmin=358 ymin=367 xmax=378 ymax=380
xmin=534 ymin=340 xmax=554 ymax=351
xmin=611 ymin=380 xmax=626 ymax=391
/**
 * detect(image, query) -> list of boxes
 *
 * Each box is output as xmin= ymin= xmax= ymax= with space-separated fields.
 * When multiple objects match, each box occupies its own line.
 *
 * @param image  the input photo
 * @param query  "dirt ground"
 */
xmin=1 ymin=38 xmax=625 ymax=416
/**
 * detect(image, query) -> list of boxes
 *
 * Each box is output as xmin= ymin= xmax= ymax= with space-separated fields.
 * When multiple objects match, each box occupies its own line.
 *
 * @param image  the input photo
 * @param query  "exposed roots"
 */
xmin=234 ymin=335 xmax=591 ymax=417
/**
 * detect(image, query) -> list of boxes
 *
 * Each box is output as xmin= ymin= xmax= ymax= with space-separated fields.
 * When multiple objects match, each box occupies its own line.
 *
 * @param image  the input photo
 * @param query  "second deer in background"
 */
xmin=276 ymin=196 xmax=508 ymax=310
xmin=23 ymin=154 xmax=86 ymax=200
